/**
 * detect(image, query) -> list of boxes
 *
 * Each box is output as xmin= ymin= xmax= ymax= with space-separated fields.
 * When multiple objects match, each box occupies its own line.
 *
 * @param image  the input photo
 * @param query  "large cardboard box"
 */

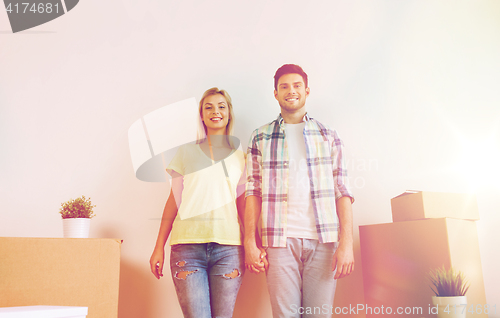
xmin=359 ymin=218 xmax=487 ymax=318
xmin=0 ymin=238 xmax=121 ymax=318
xmin=391 ymin=191 xmax=479 ymax=222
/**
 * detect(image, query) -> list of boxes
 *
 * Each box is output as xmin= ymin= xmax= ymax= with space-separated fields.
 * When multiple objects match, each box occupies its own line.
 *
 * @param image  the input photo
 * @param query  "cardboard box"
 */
xmin=391 ymin=191 xmax=479 ymax=222
xmin=359 ymin=218 xmax=487 ymax=318
xmin=0 ymin=238 xmax=121 ymax=318
xmin=0 ymin=306 xmax=87 ymax=318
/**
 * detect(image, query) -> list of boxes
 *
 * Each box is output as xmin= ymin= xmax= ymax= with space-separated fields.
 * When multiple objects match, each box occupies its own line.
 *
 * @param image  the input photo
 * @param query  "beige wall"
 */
xmin=1 ymin=1 xmax=499 ymax=317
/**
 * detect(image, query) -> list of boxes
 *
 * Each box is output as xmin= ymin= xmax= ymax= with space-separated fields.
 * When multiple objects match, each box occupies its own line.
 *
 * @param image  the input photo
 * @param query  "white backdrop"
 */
xmin=1 ymin=1 xmax=499 ymax=317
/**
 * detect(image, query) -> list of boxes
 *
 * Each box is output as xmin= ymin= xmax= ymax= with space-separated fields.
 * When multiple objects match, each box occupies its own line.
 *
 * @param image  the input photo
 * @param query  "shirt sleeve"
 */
xmin=166 ymin=146 xmax=185 ymax=177
xmin=237 ymin=152 xmax=247 ymax=187
xmin=245 ymin=129 xmax=263 ymax=198
xmin=330 ymin=130 xmax=354 ymax=203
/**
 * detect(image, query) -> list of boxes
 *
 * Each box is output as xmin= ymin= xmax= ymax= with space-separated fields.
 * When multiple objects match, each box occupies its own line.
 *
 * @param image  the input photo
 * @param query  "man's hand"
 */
xmin=244 ymin=243 xmax=268 ymax=274
xmin=243 ymin=195 xmax=268 ymax=273
xmin=332 ymin=241 xmax=354 ymax=279
xmin=333 ymin=196 xmax=354 ymax=279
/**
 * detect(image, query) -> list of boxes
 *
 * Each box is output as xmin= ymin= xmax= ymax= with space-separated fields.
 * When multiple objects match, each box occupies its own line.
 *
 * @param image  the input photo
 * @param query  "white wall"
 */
xmin=1 ymin=1 xmax=499 ymax=317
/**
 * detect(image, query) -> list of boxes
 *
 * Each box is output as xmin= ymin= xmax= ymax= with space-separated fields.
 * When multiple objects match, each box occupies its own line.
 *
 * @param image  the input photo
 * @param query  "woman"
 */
xmin=150 ymin=88 xmax=246 ymax=318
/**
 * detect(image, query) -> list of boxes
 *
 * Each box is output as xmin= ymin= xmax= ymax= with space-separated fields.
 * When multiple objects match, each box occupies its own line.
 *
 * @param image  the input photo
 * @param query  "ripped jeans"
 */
xmin=170 ymin=243 xmax=245 ymax=318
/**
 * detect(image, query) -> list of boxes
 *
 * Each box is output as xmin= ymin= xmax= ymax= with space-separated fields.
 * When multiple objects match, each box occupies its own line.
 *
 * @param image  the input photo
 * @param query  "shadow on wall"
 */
xmin=233 ymin=272 xmax=272 ymax=318
xmin=118 ymin=258 xmax=154 ymax=318
xmin=97 ymin=227 xmax=155 ymax=318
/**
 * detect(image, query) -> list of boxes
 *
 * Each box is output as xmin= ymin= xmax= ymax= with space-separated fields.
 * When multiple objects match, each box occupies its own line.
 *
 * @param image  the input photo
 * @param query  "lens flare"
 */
xmin=454 ymin=135 xmax=500 ymax=191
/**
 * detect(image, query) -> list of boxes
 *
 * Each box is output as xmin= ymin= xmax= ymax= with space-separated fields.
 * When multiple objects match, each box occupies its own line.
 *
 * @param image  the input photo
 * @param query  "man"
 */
xmin=244 ymin=64 xmax=355 ymax=318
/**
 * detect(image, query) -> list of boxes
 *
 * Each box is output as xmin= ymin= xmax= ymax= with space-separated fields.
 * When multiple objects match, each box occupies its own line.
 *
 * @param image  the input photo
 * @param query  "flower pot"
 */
xmin=432 ymin=296 xmax=467 ymax=318
xmin=62 ymin=218 xmax=91 ymax=238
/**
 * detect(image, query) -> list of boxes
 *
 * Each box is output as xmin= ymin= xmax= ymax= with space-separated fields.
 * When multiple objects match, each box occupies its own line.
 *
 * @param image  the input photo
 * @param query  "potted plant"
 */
xmin=60 ymin=195 xmax=96 ymax=238
xmin=429 ymin=266 xmax=470 ymax=318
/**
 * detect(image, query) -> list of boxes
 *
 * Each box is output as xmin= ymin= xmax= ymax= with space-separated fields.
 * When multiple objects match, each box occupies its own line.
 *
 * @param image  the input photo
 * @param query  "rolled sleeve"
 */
xmin=245 ymin=130 xmax=263 ymax=198
xmin=331 ymin=130 xmax=354 ymax=204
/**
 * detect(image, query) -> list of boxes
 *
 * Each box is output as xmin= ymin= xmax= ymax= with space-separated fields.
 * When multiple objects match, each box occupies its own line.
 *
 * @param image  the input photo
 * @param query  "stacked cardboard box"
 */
xmin=0 ymin=238 xmax=121 ymax=318
xmin=360 ymin=191 xmax=487 ymax=318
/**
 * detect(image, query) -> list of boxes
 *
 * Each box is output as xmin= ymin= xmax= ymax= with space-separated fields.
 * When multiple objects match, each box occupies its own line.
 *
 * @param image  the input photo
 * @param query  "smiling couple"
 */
xmin=150 ymin=64 xmax=355 ymax=318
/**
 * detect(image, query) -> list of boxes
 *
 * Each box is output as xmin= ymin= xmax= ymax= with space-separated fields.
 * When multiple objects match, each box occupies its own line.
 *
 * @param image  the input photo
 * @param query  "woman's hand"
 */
xmin=150 ymin=247 xmax=165 ymax=279
xmin=244 ymin=243 xmax=268 ymax=273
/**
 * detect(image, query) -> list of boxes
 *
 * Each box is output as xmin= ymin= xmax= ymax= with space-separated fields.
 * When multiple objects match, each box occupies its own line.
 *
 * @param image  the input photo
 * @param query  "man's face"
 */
xmin=274 ymin=73 xmax=310 ymax=113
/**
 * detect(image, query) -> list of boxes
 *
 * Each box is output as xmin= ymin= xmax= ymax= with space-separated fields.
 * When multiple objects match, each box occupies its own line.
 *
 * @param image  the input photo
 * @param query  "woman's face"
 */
xmin=201 ymin=94 xmax=230 ymax=135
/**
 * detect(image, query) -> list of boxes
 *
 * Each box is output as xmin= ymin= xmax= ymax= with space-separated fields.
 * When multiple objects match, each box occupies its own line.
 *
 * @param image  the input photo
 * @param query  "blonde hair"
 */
xmin=196 ymin=87 xmax=235 ymax=146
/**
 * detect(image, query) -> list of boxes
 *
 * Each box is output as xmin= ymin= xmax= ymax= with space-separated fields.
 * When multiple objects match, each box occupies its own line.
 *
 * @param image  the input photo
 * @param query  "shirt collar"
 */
xmin=277 ymin=113 xmax=311 ymax=126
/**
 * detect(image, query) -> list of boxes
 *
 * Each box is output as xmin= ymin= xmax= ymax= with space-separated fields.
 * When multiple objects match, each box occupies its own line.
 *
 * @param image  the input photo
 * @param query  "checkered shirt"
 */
xmin=245 ymin=113 xmax=354 ymax=247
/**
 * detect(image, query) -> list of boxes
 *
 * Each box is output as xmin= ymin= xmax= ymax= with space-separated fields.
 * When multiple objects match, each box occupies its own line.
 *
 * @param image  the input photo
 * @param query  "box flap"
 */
xmin=392 ymin=190 xmax=421 ymax=199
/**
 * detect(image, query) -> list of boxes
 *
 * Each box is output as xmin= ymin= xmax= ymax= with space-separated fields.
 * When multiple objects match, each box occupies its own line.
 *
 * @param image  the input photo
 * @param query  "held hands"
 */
xmin=244 ymin=244 xmax=268 ymax=274
xmin=150 ymin=248 xmax=165 ymax=280
xmin=332 ymin=241 xmax=354 ymax=279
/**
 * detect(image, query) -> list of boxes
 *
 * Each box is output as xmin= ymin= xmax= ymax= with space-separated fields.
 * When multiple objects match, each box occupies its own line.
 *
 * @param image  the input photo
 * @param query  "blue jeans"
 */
xmin=170 ymin=243 xmax=245 ymax=318
xmin=266 ymin=238 xmax=338 ymax=318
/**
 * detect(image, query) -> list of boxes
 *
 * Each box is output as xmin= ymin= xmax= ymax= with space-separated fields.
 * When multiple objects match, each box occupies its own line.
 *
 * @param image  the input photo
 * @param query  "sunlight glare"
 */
xmin=455 ymin=135 xmax=500 ymax=191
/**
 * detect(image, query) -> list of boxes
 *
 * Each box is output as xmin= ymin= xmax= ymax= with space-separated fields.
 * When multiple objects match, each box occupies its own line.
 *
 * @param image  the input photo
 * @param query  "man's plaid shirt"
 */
xmin=245 ymin=113 xmax=354 ymax=247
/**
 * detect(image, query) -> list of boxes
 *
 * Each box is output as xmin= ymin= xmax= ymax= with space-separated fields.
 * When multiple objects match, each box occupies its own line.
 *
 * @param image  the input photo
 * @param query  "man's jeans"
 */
xmin=170 ymin=243 xmax=245 ymax=318
xmin=266 ymin=238 xmax=338 ymax=318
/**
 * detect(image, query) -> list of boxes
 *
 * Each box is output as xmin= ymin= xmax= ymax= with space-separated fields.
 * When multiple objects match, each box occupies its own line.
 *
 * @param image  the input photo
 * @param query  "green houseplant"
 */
xmin=60 ymin=195 xmax=96 ymax=238
xmin=429 ymin=266 xmax=469 ymax=318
